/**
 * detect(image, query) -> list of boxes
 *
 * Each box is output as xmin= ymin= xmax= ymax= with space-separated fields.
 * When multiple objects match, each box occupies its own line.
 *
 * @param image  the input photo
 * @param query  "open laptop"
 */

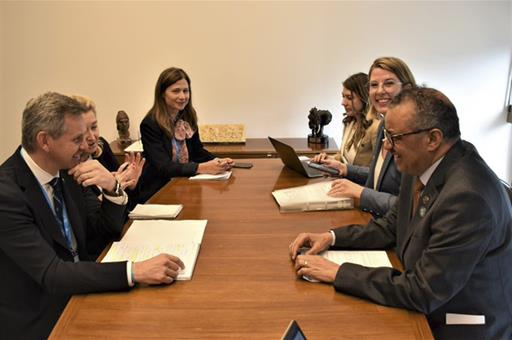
xmin=268 ymin=137 xmax=324 ymax=178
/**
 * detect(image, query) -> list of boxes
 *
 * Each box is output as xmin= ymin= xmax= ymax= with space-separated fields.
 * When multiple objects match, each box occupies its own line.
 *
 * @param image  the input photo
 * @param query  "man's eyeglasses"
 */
xmin=383 ymin=127 xmax=435 ymax=148
xmin=368 ymin=79 xmax=402 ymax=92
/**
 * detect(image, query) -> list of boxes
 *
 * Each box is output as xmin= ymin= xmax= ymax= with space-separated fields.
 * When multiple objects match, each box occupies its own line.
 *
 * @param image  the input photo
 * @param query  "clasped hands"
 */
xmin=197 ymin=157 xmax=234 ymax=174
xmin=312 ymin=153 xmax=363 ymax=202
xmin=69 ymin=152 xmax=145 ymax=192
xmin=288 ymin=232 xmax=339 ymax=283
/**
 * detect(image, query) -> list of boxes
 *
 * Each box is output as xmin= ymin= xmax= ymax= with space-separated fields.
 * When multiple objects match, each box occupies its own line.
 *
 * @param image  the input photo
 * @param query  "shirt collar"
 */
xmin=419 ymin=156 xmax=444 ymax=187
xmin=20 ymin=147 xmax=59 ymax=186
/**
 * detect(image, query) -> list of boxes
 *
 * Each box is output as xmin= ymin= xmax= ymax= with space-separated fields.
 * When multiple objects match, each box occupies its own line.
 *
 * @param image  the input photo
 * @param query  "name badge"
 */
xmin=446 ymin=313 xmax=485 ymax=325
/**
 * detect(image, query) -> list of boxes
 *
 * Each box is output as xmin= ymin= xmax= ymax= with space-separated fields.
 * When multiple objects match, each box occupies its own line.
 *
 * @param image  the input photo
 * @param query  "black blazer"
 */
xmin=94 ymin=136 xmax=119 ymax=172
xmin=138 ymin=114 xmax=215 ymax=202
xmin=332 ymin=140 xmax=512 ymax=339
xmin=0 ymin=148 xmax=130 ymax=339
xmin=346 ymin=122 xmax=401 ymax=217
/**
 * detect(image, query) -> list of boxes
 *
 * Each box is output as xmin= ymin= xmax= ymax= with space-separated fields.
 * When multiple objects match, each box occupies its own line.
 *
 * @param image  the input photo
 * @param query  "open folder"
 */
xmin=102 ymin=220 xmax=207 ymax=280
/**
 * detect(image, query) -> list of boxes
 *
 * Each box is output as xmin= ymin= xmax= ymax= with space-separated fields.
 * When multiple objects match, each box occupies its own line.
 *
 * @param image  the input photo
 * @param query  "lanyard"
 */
xmin=39 ymin=180 xmax=79 ymax=262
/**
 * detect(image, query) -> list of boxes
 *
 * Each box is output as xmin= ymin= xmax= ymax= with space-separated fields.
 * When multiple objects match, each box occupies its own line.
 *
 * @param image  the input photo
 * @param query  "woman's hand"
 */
xmin=116 ymin=152 xmax=145 ymax=190
xmin=197 ymin=158 xmax=233 ymax=174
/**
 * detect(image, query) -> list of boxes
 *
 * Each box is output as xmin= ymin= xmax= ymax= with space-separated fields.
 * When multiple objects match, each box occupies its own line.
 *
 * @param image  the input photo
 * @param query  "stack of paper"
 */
xmin=102 ymin=220 xmax=207 ymax=280
xmin=189 ymin=171 xmax=232 ymax=181
xmin=128 ymin=204 xmax=183 ymax=220
xmin=272 ymin=181 xmax=353 ymax=212
xmin=124 ymin=140 xmax=144 ymax=153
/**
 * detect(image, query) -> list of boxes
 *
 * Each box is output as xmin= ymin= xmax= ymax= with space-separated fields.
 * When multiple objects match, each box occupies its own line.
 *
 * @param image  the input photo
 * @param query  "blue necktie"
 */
xmin=49 ymin=177 xmax=74 ymax=252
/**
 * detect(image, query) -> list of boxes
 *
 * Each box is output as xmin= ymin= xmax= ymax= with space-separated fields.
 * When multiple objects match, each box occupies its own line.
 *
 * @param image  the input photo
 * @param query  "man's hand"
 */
xmin=328 ymin=179 xmax=363 ymax=200
xmin=295 ymin=254 xmax=340 ymax=283
xmin=69 ymin=159 xmax=116 ymax=191
xmin=133 ymin=254 xmax=185 ymax=285
xmin=289 ymin=232 xmax=333 ymax=260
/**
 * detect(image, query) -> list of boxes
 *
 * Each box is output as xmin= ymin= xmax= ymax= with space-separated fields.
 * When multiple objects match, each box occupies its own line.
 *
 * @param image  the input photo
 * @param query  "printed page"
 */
xmin=323 ymin=250 xmax=392 ymax=268
xmin=102 ymin=242 xmax=200 ymax=280
xmin=122 ymin=220 xmax=207 ymax=244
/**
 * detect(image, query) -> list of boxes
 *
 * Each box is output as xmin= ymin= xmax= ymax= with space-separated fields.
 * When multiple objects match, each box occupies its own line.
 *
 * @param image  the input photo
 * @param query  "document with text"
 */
xmin=103 ymin=242 xmax=200 ymax=280
xmin=102 ymin=220 xmax=208 ymax=280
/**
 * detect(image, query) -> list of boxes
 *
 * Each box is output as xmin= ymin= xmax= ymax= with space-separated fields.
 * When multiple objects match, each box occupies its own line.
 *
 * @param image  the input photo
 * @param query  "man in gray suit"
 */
xmin=289 ymin=87 xmax=512 ymax=339
xmin=0 ymin=92 xmax=184 ymax=339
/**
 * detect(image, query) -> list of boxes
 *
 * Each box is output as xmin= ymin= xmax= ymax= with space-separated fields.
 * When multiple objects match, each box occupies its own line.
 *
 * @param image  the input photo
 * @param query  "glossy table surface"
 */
xmin=50 ymin=159 xmax=432 ymax=339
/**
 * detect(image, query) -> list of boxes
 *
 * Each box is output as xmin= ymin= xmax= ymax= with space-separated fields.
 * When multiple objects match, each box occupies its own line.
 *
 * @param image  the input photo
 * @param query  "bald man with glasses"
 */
xmin=289 ymin=87 xmax=512 ymax=339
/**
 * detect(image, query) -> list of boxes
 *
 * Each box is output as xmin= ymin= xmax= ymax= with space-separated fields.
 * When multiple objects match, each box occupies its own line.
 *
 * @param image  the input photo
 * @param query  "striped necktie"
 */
xmin=411 ymin=178 xmax=425 ymax=218
xmin=49 ymin=177 xmax=74 ymax=252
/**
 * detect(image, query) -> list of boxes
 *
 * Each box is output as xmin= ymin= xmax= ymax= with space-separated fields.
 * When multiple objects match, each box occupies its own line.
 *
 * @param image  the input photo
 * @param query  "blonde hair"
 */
xmin=70 ymin=94 xmax=97 ymax=115
xmin=367 ymin=57 xmax=417 ymax=118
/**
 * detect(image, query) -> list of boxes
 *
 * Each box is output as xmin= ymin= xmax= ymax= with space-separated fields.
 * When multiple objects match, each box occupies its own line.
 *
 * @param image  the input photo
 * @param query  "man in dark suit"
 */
xmin=0 ymin=92 xmax=184 ymax=339
xmin=289 ymin=87 xmax=512 ymax=339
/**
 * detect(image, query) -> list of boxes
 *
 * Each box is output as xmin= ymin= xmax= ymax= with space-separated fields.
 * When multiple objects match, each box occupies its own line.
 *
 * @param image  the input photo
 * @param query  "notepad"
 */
xmin=272 ymin=181 xmax=353 ymax=212
xmin=102 ymin=242 xmax=200 ymax=280
xmin=129 ymin=204 xmax=183 ymax=219
xmin=102 ymin=220 xmax=208 ymax=280
xmin=189 ymin=171 xmax=232 ymax=181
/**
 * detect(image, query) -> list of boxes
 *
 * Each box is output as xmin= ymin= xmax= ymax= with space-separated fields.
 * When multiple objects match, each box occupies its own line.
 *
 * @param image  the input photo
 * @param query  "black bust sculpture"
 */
xmin=307 ymin=107 xmax=332 ymax=145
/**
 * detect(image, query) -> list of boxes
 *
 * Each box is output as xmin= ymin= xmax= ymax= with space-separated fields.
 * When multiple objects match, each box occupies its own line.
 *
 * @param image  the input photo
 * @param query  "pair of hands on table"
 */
xmin=197 ymin=157 xmax=234 ymax=174
xmin=288 ymin=232 xmax=340 ymax=283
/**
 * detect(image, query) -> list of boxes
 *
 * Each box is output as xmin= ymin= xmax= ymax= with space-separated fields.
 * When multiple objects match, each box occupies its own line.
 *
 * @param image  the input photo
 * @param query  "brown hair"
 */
xmin=22 ymin=92 xmax=87 ymax=152
xmin=146 ymin=67 xmax=198 ymax=138
xmin=342 ymin=72 xmax=373 ymax=150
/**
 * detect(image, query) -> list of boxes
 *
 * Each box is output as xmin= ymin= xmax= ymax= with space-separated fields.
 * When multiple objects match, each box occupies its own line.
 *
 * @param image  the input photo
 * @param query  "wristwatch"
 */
xmin=104 ymin=179 xmax=123 ymax=197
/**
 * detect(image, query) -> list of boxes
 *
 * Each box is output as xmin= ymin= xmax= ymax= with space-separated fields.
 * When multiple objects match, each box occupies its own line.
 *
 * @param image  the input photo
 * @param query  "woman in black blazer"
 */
xmin=138 ymin=67 xmax=233 ymax=202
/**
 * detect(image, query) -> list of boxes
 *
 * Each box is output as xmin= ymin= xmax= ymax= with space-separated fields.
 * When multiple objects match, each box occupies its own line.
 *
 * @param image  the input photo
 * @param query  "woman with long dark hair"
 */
xmin=138 ymin=67 xmax=233 ymax=202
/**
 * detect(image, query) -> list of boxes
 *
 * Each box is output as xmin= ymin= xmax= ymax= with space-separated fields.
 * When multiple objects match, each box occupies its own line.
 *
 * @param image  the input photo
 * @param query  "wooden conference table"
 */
xmin=50 ymin=159 xmax=433 ymax=339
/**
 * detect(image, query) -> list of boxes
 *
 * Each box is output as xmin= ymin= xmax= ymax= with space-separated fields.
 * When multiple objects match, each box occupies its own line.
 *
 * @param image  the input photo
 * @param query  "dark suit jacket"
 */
xmin=346 ymin=121 xmax=401 ymax=217
xmin=138 ymin=114 xmax=215 ymax=203
xmin=94 ymin=136 xmax=119 ymax=172
xmin=0 ymin=148 xmax=130 ymax=340
xmin=331 ymin=140 xmax=512 ymax=339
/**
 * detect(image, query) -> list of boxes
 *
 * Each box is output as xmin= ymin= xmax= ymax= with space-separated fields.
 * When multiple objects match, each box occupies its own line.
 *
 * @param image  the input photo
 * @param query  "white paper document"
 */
xmin=302 ymin=250 xmax=392 ymax=283
xmin=189 ymin=171 xmax=232 ymax=181
xmin=122 ymin=220 xmax=207 ymax=244
xmin=124 ymin=140 xmax=144 ymax=153
xmin=321 ymin=250 xmax=393 ymax=268
xmin=272 ymin=181 xmax=353 ymax=212
xmin=128 ymin=204 xmax=183 ymax=219
xmin=102 ymin=242 xmax=200 ymax=280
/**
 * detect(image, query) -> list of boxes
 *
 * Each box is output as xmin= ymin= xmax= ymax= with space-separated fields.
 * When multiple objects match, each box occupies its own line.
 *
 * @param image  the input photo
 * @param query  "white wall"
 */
xmin=1 ymin=1 xmax=511 ymax=181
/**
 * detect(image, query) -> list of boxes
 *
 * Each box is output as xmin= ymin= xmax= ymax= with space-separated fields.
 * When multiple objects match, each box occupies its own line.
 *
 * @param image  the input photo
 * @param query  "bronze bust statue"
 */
xmin=116 ymin=110 xmax=132 ymax=147
xmin=307 ymin=107 xmax=332 ymax=145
